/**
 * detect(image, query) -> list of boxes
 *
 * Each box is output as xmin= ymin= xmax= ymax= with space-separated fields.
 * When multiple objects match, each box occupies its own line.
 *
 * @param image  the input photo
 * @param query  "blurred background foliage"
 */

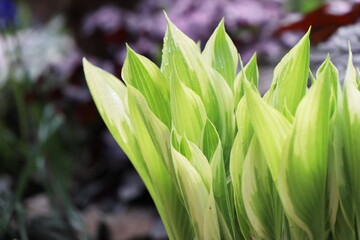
xmin=0 ymin=0 xmax=360 ymax=239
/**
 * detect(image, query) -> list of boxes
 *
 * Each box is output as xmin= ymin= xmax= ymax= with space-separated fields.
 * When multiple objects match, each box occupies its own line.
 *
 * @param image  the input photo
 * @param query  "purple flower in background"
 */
xmin=167 ymin=0 xmax=223 ymax=40
xmin=82 ymin=5 xmax=125 ymax=35
xmin=81 ymin=0 xmax=286 ymax=64
xmin=224 ymin=0 xmax=282 ymax=28
xmin=0 ymin=0 xmax=16 ymax=27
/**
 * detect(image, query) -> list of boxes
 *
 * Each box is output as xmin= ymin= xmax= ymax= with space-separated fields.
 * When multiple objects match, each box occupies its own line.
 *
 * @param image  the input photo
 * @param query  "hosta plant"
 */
xmin=83 ymin=15 xmax=360 ymax=240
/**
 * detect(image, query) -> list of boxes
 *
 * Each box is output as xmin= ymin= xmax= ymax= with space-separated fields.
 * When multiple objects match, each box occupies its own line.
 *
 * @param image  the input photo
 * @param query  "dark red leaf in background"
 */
xmin=275 ymin=3 xmax=360 ymax=44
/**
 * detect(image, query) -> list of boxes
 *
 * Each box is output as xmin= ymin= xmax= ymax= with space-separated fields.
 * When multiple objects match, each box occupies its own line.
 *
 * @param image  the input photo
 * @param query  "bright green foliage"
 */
xmin=265 ymin=29 xmax=310 ymax=116
xmin=202 ymin=19 xmax=238 ymax=87
xmin=83 ymin=15 xmax=360 ymax=240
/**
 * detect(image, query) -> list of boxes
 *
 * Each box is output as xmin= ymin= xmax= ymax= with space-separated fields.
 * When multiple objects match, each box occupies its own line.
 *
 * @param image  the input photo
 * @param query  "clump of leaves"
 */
xmin=83 ymin=15 xmax=360 ymax=240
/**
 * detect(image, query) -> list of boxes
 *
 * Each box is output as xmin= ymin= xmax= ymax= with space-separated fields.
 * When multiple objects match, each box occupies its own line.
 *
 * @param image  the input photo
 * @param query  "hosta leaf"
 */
xmin=230 ymin=97 xmax=253 ymax=239
xmin=83 ymin=59 xmax=193 ymax=240
xmin=278 ymin=57 xmax=333 ymax=240
xmin=216 ymin=204 xmax=237 ymax=240
xmin=201 ymin=120 xmax=235 ymax=238
xmin=162 ymin=15 xmax=235 ymax=160
xmin=230 ymin=133 xmax=250 ymax=240
xmin=83 ymin=58 xmax=152 ymax=196
xmin=171 ymin=142 xmax=219 ymax=240
xmin=122 ymin=45 xmax=171 ymax=127
xmin=244 ymin=81 xmax=291 ymax=184
xmin=309 ymin=69 xmax=316 ymax=85
xmin=326 ymin=61 xmax=343 ymax=236
xmin=206 ymin=67 xmax=235 ymax=162
xmin=127 ymin=86 xmax=174 ymax=177
xmin=234 ymin=53 xmax=258 ymax=107
xmin=200 ymin=119 xmax=219 ymax=161
xmin=331 ymin=205 xmax=356 ymax=240
xmin=203 ymin=189 xmax=221 ymax=240
xmin=183 ymin=137 xmax=213 ymax=191
xmin=161 ymin=13 xmax=206 ymax=96
xmin=342 ymin=48 xmax=360 ymax=233
xmin=327 ymin=140 xmax=340 ymax=235
xmin=242 ymin=137 xmax=283 ymax=240
xmin=332 ymin=116 xmax=355 ymax=239
xmin=265 ymin=29 xmax=310 ymax=115
xmin=333 ymin=128 xmax=355 ymax=238
xmin=235 ymin=97 xmax=254 ymax=151
xmin=328 ymin=147 xmax=356 ymax=240
xmin=170 ymin=75 xmax=207 ymax=143
xmin=202 ymin=19 xmax=238 ymax=87
xmin=127 ymin=86 xmax=194 ymax=239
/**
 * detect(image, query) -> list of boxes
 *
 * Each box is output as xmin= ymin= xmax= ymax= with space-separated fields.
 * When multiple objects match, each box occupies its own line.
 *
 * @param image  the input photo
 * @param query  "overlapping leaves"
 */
xmin=84 ymin=15 xmax=360 ymax=240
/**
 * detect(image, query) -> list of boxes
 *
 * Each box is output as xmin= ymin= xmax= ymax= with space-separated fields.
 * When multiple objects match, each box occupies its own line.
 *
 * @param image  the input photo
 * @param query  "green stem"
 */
xmin=0 ymin=30 xmax=33 ymax=238
xmin=10 ymin=79 xmax=28 ymax=143
xmin=16 ymin=203 xmax=29 ymax=240
xmin=0 ymin=154 xmax=35 ymax=238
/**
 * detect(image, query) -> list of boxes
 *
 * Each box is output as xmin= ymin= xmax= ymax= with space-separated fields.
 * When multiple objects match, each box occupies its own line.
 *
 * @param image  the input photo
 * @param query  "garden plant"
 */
xmin=83 ymin=15 xmax=360 ymax=240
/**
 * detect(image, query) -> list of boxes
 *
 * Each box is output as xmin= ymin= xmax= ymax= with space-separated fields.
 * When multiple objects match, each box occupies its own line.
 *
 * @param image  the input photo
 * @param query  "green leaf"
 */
xmin=183 ymin=136 xmax=213 ymax=191
xmin=201 ymin=120 xmax=235 ymax=238
xmin=327 ymin=139 xmax=340 ymax=235
xmin=331 ymin=206 xmax=356 ymax=240
xmin=83 ymin=58 xmax=152 ymax=195
xmin=171 ymin=141 xmax=219 ymax=240
xmin=203 ymin=189 xmax=221 ymax=240
xmin=206 ymin=67 xmax=235 ymax=163
xmin=162 ymin=15 xmax=235 ymax=160
xmin=342 ymin=48 xmax=360 ymax=233
xmin=265 ymin=29 xmax=310 ymax=115
xmin=325 ymin=59 xmax=343 ymax=236
xmin=83 ymin=59 xmax=193 ymax=239
xmin=127 ymin=86 xmax=194 ymax=240
xmin=161 ymin=13 xmax=206 ymax=96
xmin=244 ymin=80 xmax=291 ymax=184
xmin=122 ymin=45 xmax=171 ymax=127
xmin=332 ymin=114 xmax=355 ymax=238
xmin=235 ymin=97 xmax=254 ymax=150
xmin=126 ymin=86 xmax=174 ymax=177
xmin=170 ymin=75 xmax=207 ymax=143
xmin=230 ymin=97 xmax=253 ymax=239
xmin=202 ymin=19 xmax=238 ymax=87
xmin=230 ymin=132 xmax=250 ymax=240
xmin=278 ymin=57 xmax=333 ymax=240
xmin=200 ymin=119 xmax=219 ymax=161
xmin=171 ymin=129 xmax=212 ymax=193
xmin=217 ymin=204 xmax=238 ymax=239
xmin=242 ymin=137 xmax=283 ymax=240
xmin=234 ymin=53 xmax=258 ymax=107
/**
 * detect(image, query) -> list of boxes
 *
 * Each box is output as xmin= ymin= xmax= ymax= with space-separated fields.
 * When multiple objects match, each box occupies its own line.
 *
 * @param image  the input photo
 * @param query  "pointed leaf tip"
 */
xmin=238 ymin=54 xmax=244 ymax=69
xmin=125 ymin=43 xmax=132 ymax=51
xmin=348 ymin=42 xmax=353 ymax=60
xmin=82 ymin=57 xmax=91 ymax=68
xmin=125 ymin=43 xmax=137 ymax=58
xmin=163 ymin=11 xmax=171 ymax=24
xmin=219 ymin=18 xmax=225 ymax=29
